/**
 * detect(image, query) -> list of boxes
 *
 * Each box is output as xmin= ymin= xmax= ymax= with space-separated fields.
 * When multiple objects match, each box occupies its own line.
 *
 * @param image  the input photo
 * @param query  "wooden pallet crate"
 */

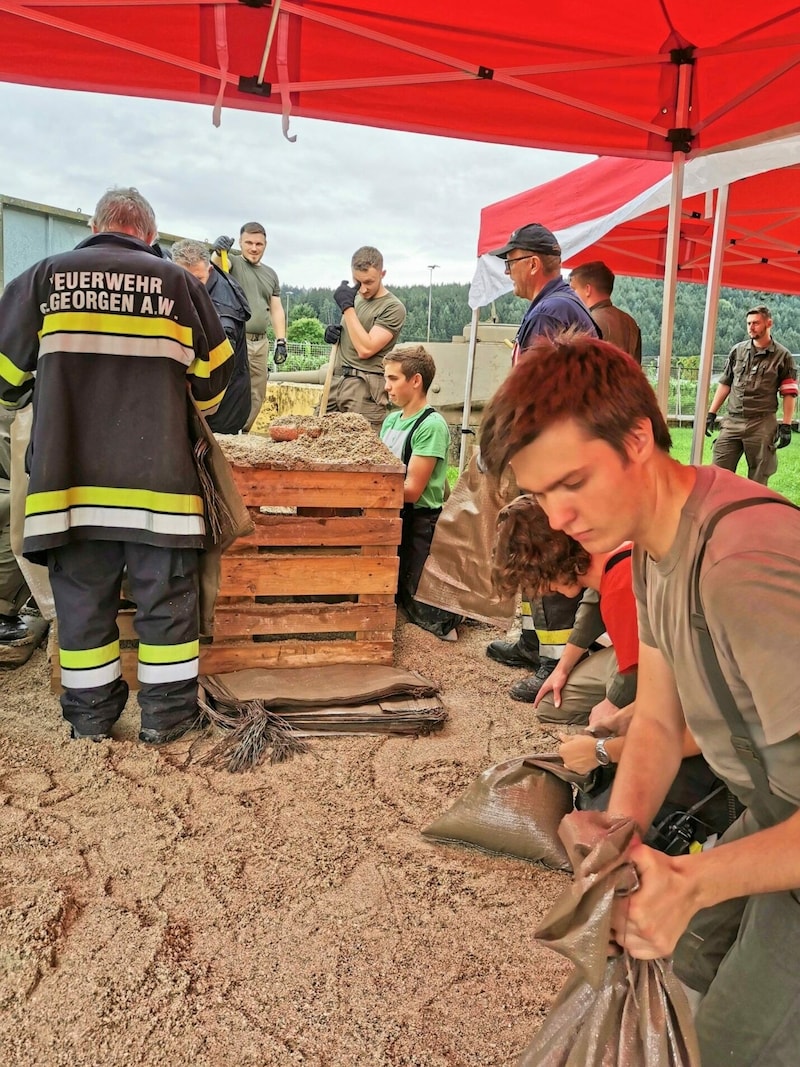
xmin=50 ymin=461 xmax=404 ymax=691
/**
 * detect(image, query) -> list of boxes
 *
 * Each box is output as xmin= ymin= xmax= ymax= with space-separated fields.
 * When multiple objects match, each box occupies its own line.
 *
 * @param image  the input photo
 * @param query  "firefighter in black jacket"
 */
xmin=0 ymin=187 xmax=233 ymax=744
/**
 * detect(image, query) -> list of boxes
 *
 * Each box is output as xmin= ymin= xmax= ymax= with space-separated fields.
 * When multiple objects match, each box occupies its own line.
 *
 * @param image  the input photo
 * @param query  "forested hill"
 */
xmin=284 ymin=278 xmax=800 ymax=356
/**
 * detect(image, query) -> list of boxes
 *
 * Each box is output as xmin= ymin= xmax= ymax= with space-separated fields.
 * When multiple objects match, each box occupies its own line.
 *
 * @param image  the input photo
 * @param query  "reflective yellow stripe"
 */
xmin=0 ymin=350 xmax=34 ymax=388
xmin=536 ymin=628 xmax=574 ymax=645
xmin=194 ymin=387 xmax=227 ymax=412
xmin=187 ymin=336 xmax=233 ymax=379
xmin=520 ymin=601 xmax=533 ymax=616
xmin=138 ymin=640 xmax=199 ymax=665
xmin=42 ymin=311 xmax=192 ymax=345
xmin=25 ymin=486 xmax=203 ymax=518
xmin=59 ymin=640 xmax=120 ymax=670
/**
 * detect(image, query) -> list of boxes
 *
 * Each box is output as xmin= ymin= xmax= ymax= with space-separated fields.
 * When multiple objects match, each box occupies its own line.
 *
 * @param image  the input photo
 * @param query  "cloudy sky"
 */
xmin=0 ymin=81 xmax=593 ymax=289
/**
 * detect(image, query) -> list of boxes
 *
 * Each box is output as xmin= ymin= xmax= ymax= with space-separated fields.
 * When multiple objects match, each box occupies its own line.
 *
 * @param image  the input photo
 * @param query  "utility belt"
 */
xmin=247 ymin=332 xmax=267 ymax=341
xmin=341 ymin=364 xmax=383 ymax=378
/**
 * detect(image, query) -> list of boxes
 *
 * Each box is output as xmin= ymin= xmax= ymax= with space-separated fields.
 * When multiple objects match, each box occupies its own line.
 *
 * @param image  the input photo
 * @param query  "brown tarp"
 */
xmin=519 ymin=810 xmax=700 ymax=1066
xmin=415 ymin=453 xmax=518 ymax=626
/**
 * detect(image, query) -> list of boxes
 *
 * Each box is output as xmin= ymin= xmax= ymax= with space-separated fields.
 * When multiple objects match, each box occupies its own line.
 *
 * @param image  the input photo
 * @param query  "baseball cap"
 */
xmin=489 ymin=222 xmax=561 ymax=259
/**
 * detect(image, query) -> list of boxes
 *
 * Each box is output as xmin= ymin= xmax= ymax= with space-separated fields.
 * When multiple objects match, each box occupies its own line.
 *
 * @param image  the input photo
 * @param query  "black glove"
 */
xmin=212 ymin=235 xmax=234 ymax=253
xmin=333 ymin=279 xmax=358 ymax=312
xmin=324 ymin=324 xmax=342 ymax=345
xmin=775 ymin=423 xmax=793 ymax=449
xmin=273 ymin=339 xmax=288 ymax=365
xmin=705 ymin=412 xmax=717 ymax=437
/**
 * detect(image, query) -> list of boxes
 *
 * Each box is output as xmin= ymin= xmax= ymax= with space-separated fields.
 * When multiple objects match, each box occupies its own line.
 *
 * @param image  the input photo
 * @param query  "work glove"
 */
xmin=333 ymin=279 xmax=358 ymax=312
xmin=705 ymin=412 xmax=717 ymax=437
xmin=273 ymin=339 xmax=288 ymax=365
xmin=775 ymin=423 xmax=793 ymax=449
xmin=212 ymin=235 xmax=235 ymax=253
xmin=324 ymin=324 xmax=342 ymax=345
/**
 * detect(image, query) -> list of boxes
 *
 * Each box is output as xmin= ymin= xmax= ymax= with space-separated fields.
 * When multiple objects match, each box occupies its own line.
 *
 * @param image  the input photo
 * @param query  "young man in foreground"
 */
xmin=380 ymin=346 xmax=459 ymax=638
xmin=480 ymin=335 xmax=800 ymax=1066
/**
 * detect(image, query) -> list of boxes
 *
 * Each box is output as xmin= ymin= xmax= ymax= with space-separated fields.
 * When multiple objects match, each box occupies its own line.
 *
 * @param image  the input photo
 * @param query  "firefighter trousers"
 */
xmin=48 ymin=541 xmax=199 ymax=736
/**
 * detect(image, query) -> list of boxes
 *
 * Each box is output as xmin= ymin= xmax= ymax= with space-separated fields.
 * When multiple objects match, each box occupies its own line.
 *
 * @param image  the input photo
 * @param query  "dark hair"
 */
xmin=240 ymin=222 xmax=266 ymax=237
xmin=492 ymin=495 xmax=590 ymax=599
xmin=480 ymin=334 xmax=671 ymax=477
xmin=569 ymin=260 xmax=615 ymax=295
xmin=384 ymin=345 xmax=436 ymax=393
xmin=351 ymin=246 xmax=384 ymax=272
xmin=747 ymin=305 xmax=771 ymax=319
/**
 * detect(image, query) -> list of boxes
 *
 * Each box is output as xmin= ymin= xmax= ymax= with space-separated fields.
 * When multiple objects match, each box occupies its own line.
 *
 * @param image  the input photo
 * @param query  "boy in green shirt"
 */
xmin=380 ymin=346 xmax=460 ymax=639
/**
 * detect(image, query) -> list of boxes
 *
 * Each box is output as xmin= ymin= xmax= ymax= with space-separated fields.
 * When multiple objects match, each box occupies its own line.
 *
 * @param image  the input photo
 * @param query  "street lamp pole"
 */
xmin=426 ymin=264 xmax=440 ymax=343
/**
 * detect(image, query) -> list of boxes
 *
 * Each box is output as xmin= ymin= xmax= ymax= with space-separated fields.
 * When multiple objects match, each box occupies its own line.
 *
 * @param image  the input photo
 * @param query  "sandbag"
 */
xmin=414 ymin=452 xmax=518 ymax=625
xmin=421 ymin=753 xmax=582 ymax=871
xmin=518 ymin=809 xmax=700 ymax=1067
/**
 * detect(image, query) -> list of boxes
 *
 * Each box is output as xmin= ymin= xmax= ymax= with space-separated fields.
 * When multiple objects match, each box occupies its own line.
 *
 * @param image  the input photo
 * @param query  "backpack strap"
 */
xmin=604 ymin=547 xmax=632 ymax=574
xmin=401 ymin=406 xmax=436 ymax=468
xmin=689 ymin=496 xmax=799 ymax=804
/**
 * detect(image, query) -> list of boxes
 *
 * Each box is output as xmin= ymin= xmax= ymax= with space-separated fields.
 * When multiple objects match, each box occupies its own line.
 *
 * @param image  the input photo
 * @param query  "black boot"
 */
xmin=486 ymin=634 xmax=540 ymax=669
xmin=0 ymin=614 xmax=29 ymax=643
xmin=509 ymin=657 xmax=559 ymax=702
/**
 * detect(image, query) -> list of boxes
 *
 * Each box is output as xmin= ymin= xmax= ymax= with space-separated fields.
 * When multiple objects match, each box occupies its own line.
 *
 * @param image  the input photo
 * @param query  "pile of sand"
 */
xmin=0 ymin=617 xmax=570 ymax=1066
xmin=218 ymin=412 xmax=403 ymax=470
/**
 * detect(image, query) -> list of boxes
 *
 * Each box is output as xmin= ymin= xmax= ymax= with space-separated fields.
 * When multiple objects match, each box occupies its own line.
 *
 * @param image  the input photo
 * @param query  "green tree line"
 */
xmin=282 ymin=278 xmax=800 ymax=356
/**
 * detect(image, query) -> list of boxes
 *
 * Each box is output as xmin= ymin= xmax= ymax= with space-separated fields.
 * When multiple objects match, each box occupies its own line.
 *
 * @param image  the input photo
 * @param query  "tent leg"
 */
xmin=691 ymin=184 xmax=729 ymax=465
xmin=656 ymin=152 xmax=686 ymax=414
xmin=459 ymin=307 xmax=481 ymax=473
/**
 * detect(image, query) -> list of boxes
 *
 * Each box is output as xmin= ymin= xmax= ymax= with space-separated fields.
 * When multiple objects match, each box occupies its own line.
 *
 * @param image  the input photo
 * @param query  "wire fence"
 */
xmin=642 ymin=355 xmax=730 ymax=422
xmin=270 ymin=341 xmax=331 ymax=373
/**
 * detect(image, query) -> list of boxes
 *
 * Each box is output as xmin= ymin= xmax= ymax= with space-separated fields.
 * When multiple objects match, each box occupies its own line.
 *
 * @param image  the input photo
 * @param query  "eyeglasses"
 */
xmin=503 ymin=255 xmax=535 ymax=273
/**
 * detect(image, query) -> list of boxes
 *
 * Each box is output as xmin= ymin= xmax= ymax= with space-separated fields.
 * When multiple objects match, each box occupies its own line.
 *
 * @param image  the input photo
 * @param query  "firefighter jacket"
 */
xmin=0 ymin=232 xmax=233 ymax=564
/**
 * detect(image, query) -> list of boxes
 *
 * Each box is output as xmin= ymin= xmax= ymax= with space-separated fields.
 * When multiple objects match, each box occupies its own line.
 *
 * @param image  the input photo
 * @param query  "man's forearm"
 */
xmin=781 ymin=395 xmax=796 ymax=424
xmin=608 ymin=713 xmax=683 ymax=831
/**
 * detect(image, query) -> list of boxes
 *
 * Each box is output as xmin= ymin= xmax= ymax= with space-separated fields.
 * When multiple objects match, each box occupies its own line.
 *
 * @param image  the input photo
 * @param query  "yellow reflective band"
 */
xmin=138 ymin=640 xmax=200 ymax=665
xmin=187 ymin=336 xmax=233 ymax=379
xmin=194 ymin=387 xmax=226 ymax=412
xmin=536 ymin=628 xmax=574 ymax=645
xmin=25 ymin=486 xmax=204 ymax=518
xmin=42 ymin=311 xmax=192 ymax=345
xmin=0 ymin=351 xmax=34 ymax=388
xmin=59 ymin=640 xmax=120 ymax=670
xmin=520 ymin=601 xmax=533 ymax=616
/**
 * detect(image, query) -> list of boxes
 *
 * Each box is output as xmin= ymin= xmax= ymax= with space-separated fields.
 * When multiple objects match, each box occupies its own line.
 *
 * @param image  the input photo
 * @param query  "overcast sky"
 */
xmin=0 ymin=81 xmax=593 ymax=290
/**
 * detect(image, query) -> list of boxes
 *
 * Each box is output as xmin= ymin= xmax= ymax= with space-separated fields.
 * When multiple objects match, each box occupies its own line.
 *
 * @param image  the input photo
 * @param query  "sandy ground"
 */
xmin=1 ymin=617 xmax=571 ymax=1067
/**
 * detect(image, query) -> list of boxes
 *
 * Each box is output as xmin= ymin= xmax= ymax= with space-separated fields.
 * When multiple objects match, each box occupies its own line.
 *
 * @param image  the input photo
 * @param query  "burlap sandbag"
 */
xmin=187 ymin=393 xmax=255 ymax=635
xmin=518 ymin=810 xmax=700 ymax=1067
xmin=414 ymin=452 xmax=518 ymax=625
xmin=421 ymin=754 xmax=585 ymax=871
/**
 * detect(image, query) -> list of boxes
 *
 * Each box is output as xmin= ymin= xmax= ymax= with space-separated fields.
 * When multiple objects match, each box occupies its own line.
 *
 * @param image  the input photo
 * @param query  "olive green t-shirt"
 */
xmin=339 ymin=291 xmax=406 ymax=373
xmin=228 ymin=256 xmax=281 ymax=335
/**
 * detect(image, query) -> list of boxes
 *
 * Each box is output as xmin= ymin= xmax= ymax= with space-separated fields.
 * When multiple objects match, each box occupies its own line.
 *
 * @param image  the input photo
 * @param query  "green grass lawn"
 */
xmin=669 ymin=427 xmax=800 ymax=504
xmin=449 ymin=427 xmax=800 ymax=504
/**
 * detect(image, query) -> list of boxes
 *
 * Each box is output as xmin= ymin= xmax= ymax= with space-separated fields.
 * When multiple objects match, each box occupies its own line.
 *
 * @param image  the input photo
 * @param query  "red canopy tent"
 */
xmin=465 ymin=134 xmax=800 ymax=467
xmin=1 ymin=1 xmax=799 ymax=159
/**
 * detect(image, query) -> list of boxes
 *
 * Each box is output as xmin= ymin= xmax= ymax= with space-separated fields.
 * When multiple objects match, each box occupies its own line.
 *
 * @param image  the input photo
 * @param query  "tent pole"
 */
xmin=690 ymin=183 xmax=730 ymax=465
xmin=459 ymin=306 xmax=481 ymax=473
xmin=656 ymin=152 xmax=686 ymax=414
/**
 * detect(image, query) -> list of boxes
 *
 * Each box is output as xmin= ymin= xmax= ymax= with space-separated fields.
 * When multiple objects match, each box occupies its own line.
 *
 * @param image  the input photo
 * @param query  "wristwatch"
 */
xmin=595 ymin=737 xmax=612 ymax=767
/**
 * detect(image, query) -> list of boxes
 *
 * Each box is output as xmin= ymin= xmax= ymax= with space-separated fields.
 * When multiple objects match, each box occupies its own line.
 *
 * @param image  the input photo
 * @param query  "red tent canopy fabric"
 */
xmin=1 ymin=1 xmax=800 ymax=160
xmin=473 ymin=137 xmax=800 ymax=303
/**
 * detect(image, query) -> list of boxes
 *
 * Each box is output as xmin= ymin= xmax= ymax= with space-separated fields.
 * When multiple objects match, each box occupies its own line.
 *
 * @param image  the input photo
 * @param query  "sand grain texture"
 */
xmin=0 ymin=619 xmax=570 ymax=1066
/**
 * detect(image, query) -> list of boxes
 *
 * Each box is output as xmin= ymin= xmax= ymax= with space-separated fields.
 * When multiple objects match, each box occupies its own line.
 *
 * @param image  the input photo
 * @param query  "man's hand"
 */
xmin=324 ymin=324 xmax=342 ymax=345
xmin=333 ymin=280 xmax=358 ymax=312
xmin=273 ymin=339 xmax=288 ymax=365
xmin=212 ymin=235 xmax=235 ymax=253
xmin=557 ymin=733 xmax=599 ymax=774
xmin=533 ymin=665 xmax=569 ymax=708
xmin=775 ymin=424 xmax=793 ymax=449
xmin=610 ymin=842 xmax=700 ymax=959
xmin=705 ymin=412 xmax=717 ymax=437
xmin=589 ymin=698 xmax=632 ymax=735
